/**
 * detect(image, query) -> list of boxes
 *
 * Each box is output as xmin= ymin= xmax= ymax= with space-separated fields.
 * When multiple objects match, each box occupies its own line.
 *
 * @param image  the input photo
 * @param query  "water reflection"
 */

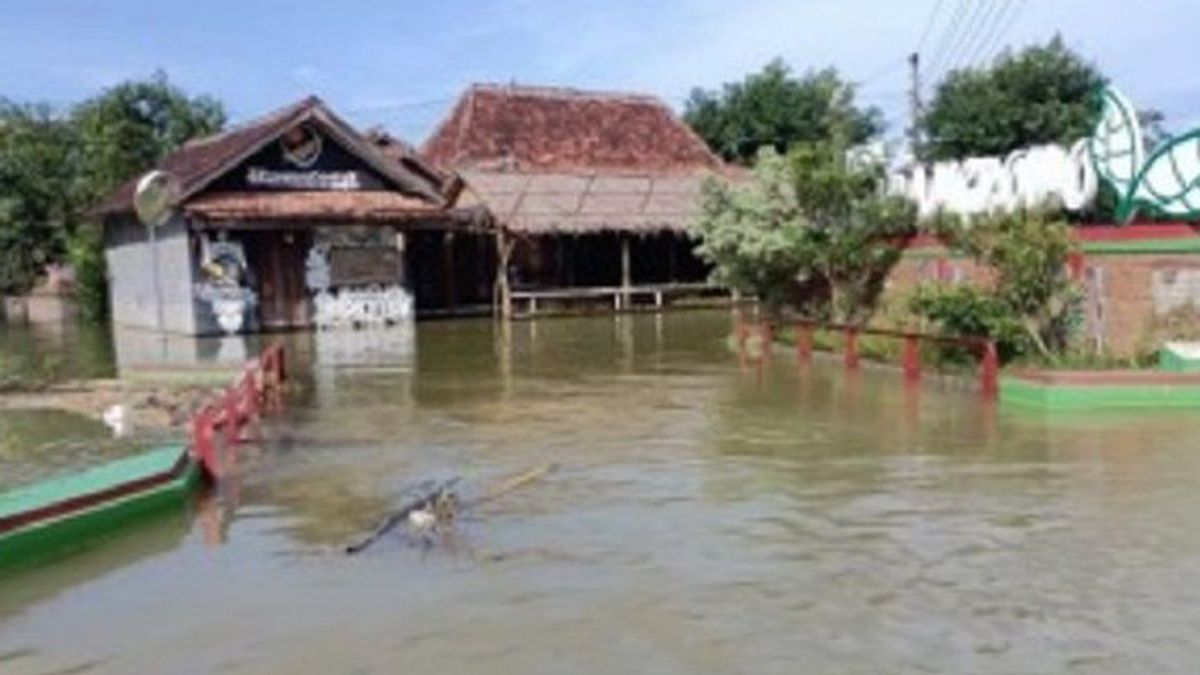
xmin=0 ymin=321 xmax=115 ymax=382
xmin=0 ymin=409 xmax=142 ymax=491
xmin=4 ymin=311 xmax=1200 ymax=673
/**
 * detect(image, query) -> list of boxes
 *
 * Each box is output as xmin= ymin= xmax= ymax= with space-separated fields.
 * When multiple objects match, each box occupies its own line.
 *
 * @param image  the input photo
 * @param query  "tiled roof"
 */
xmin=422 ymin=84 xmax=723 ymax=174
xmin=96 ymin=97 xmax=459 ymax=216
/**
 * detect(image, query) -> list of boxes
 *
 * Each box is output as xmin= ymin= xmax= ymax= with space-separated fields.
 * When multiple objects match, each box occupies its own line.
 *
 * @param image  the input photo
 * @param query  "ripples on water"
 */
xmin=3 ymin=312 xmax=1200 ymax=674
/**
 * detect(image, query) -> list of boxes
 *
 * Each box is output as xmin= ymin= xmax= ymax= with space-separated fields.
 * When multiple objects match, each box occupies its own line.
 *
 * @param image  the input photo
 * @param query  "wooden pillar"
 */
xmin=620 ymin=235 xmax=632 ymax=310
xmin=566 ymin=236 xmax=576 ymax=286
xmin=443 ymin=231 xmax=456 ymax=311
xmin=494 ymin=228 xmax=513 ymax=320
xmin=555 ymin=237 xmax=566 ymax=286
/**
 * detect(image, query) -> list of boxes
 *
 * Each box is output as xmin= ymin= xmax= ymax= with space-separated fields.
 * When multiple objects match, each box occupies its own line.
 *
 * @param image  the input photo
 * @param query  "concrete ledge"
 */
xmin=1001 ymin=370 xmax=1200 ymax=411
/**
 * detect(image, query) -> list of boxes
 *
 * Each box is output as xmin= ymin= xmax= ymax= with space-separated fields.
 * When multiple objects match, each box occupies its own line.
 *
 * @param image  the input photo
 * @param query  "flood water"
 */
xmin=4 ymin=311 xmax=1200 ymax=674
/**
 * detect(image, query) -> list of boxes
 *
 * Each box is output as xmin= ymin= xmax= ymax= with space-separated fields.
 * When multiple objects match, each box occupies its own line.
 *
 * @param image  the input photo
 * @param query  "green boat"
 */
xmin=0 ymin=342 xmax=286 ymax=570
xmin=0 ymin=445 xmax=203 ymax=569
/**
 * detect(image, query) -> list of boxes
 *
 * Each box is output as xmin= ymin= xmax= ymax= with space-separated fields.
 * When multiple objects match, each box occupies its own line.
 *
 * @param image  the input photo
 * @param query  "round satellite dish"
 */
xmin=133 ymin=170 xmax=181 ymax=227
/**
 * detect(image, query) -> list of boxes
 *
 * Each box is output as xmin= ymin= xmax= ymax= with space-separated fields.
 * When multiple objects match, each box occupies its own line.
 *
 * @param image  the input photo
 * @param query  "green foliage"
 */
xmin=920 ymin=35 xmax=1106 ymax=161
xmin=692 ymin=149 xmax=810 ymax=311
xmin=909 ymin=284 xmax=1028 ymax=362
xmin=0 ymin=72 xmax=224 ymax=317
xmin=684 ymin=59 xmax=883 ymax=164
xmin=909 ymin=209 xmax=1082 ymax=362
xmin=692 ymin=142 xmax=916 ymax=322
xmin=0 ymin=103 xmax=82 ymax=294
xmin=68 ymin=224 xmax=108 ymax=321
xmin=72 ymin=72 xmax=225 ymax=207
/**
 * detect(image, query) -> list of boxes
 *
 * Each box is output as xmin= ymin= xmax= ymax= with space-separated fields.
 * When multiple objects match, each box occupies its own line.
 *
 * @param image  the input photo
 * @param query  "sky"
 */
xmin=3 ymin=0 xmax=1199 ymax=145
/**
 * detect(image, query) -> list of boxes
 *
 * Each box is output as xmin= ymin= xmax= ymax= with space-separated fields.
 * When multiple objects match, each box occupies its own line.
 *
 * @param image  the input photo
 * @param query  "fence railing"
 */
xmin=737 ymin=316 xmax=999 ymax=398
xmin=189 ymin=342 xmax=287 ymax=479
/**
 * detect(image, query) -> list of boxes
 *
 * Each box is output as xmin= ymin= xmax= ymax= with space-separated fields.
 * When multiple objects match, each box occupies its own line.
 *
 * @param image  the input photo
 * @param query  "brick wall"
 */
xmin=879 ymin=245 xmax=1200 ymax=358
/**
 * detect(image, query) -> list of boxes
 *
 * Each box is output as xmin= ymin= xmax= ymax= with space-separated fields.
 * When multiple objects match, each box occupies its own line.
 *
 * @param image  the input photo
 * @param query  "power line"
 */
xmin=971 ymin=0 xmax=1027 ymax=68
xmin=915 ymin=0 xmax=947 ymax=54
xmin=856 ymin=58 xmax=909 ymax=89
xmin=925 ymin=0 xmax=969 ymax=78
xmin=934 ymin=0 xmax=996 ymax=80
xmin=951 ymin=0 xmax=1009 ymax=72
xmin=960 ymin=0 xmax=1012 ymax=69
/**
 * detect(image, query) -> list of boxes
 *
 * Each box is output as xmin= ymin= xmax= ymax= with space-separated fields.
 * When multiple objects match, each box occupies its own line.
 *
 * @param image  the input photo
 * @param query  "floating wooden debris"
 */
xmin=345 ymin=463 xmax=558 ymax=555
xmin=344 ymin=479 xmax=460 ymax=555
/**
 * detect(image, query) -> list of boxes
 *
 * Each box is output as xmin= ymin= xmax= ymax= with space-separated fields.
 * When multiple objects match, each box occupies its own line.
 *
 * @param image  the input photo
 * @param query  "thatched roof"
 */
xmin=96 ymin=96 xmax=461 ymax=218
xmin=423 ymin=84 xmax=736 ymax=235
xmin=458 ymin=170 xmax=715 ymax=235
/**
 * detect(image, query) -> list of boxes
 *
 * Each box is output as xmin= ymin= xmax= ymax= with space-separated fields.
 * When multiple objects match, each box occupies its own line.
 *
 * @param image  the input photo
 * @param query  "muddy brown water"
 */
xmin=3 ymin=312 xmax=1200 ymax=674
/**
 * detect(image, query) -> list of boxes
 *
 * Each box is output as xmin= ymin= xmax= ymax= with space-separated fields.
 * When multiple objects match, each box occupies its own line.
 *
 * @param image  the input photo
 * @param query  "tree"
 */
xmin=684 ymin=59 xmax=883 ymax=165
xmin=691 ymin=142 xmax=916 ymax=322
xmin=72 ymin=71 xmax=225 ymax=206
xmin=0 ymin=103 xmax=82 ymax=294
xmin=920 ymin=36 xmax=1106 ymax=161
xmin=0 ymin=73 xmax=225 ymax=317
xmin=70 ymin=73 xmax=225 ymax=319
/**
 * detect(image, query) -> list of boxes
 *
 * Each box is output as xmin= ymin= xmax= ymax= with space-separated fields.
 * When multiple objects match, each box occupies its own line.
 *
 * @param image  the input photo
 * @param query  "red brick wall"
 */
xmin=880 ymin=247 xmax=1200 ymax=357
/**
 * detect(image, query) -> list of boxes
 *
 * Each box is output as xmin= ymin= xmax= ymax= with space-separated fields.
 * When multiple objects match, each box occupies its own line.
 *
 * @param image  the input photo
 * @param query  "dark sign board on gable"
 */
xmin=208 ymin=124 xmax=390 ymax=193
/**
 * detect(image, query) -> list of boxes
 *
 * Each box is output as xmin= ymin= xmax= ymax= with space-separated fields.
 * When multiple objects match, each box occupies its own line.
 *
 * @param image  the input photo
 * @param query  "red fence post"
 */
xmin=980 ymin=340 xmax=999 ymax=398
xmin=191 ymin=406 xmax=219 ymax=479
xmin=844 ymin=327 xmax=860 ymax=370
xmin=736 ymin=315 xmax=749 ymax=351
xmin=902 ymin=334 xmax=920 ymax=381
xmin=760 ymin=321 xmax=773 ymax=359
xmin=796 ymin=322 xmax=813 ymax=363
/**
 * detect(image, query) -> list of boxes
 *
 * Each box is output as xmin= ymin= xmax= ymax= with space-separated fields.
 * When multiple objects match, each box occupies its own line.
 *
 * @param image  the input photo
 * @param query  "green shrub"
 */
xmin=909 ymin=209 xmax=1082 ymax=365
xmin=909 ymin=284 xmax=1030 ymax=363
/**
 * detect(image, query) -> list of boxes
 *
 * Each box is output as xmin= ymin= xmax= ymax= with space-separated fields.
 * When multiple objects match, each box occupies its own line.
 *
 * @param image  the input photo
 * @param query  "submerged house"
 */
xmin=422 ymin=84 xmax=728 ymax=316
xmin=96 ymin=96 xmax=492 ymax=336
xmin=96 ymin=84 xmax=733 ymax=336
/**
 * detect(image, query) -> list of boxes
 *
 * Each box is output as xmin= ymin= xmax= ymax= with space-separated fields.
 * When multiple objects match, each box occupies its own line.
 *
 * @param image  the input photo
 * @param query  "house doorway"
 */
xmin=243 ymin=230 xmax=312 ymax=330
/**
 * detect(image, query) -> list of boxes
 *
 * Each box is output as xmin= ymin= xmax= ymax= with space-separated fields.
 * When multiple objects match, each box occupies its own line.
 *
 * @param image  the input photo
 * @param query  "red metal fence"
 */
xmin=738 ymin=316 xmax=998 ymax=398
xmin=189 ymin=343 xmax=287 ymax=479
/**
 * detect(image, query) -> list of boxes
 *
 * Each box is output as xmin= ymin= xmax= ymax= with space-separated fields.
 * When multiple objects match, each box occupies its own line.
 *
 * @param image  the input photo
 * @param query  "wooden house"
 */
xmin=422 ymin=84 xmax=732 ymax=316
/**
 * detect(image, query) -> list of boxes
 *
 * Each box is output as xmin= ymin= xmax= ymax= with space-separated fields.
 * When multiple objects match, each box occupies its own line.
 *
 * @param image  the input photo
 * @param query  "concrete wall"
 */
xmin=105 ymin=215 xmax=198 ymax=334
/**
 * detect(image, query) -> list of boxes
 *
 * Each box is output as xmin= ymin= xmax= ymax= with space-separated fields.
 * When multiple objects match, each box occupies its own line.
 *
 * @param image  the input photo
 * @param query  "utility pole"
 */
xmin=907 ymin=51 xmax=922 ymax=161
